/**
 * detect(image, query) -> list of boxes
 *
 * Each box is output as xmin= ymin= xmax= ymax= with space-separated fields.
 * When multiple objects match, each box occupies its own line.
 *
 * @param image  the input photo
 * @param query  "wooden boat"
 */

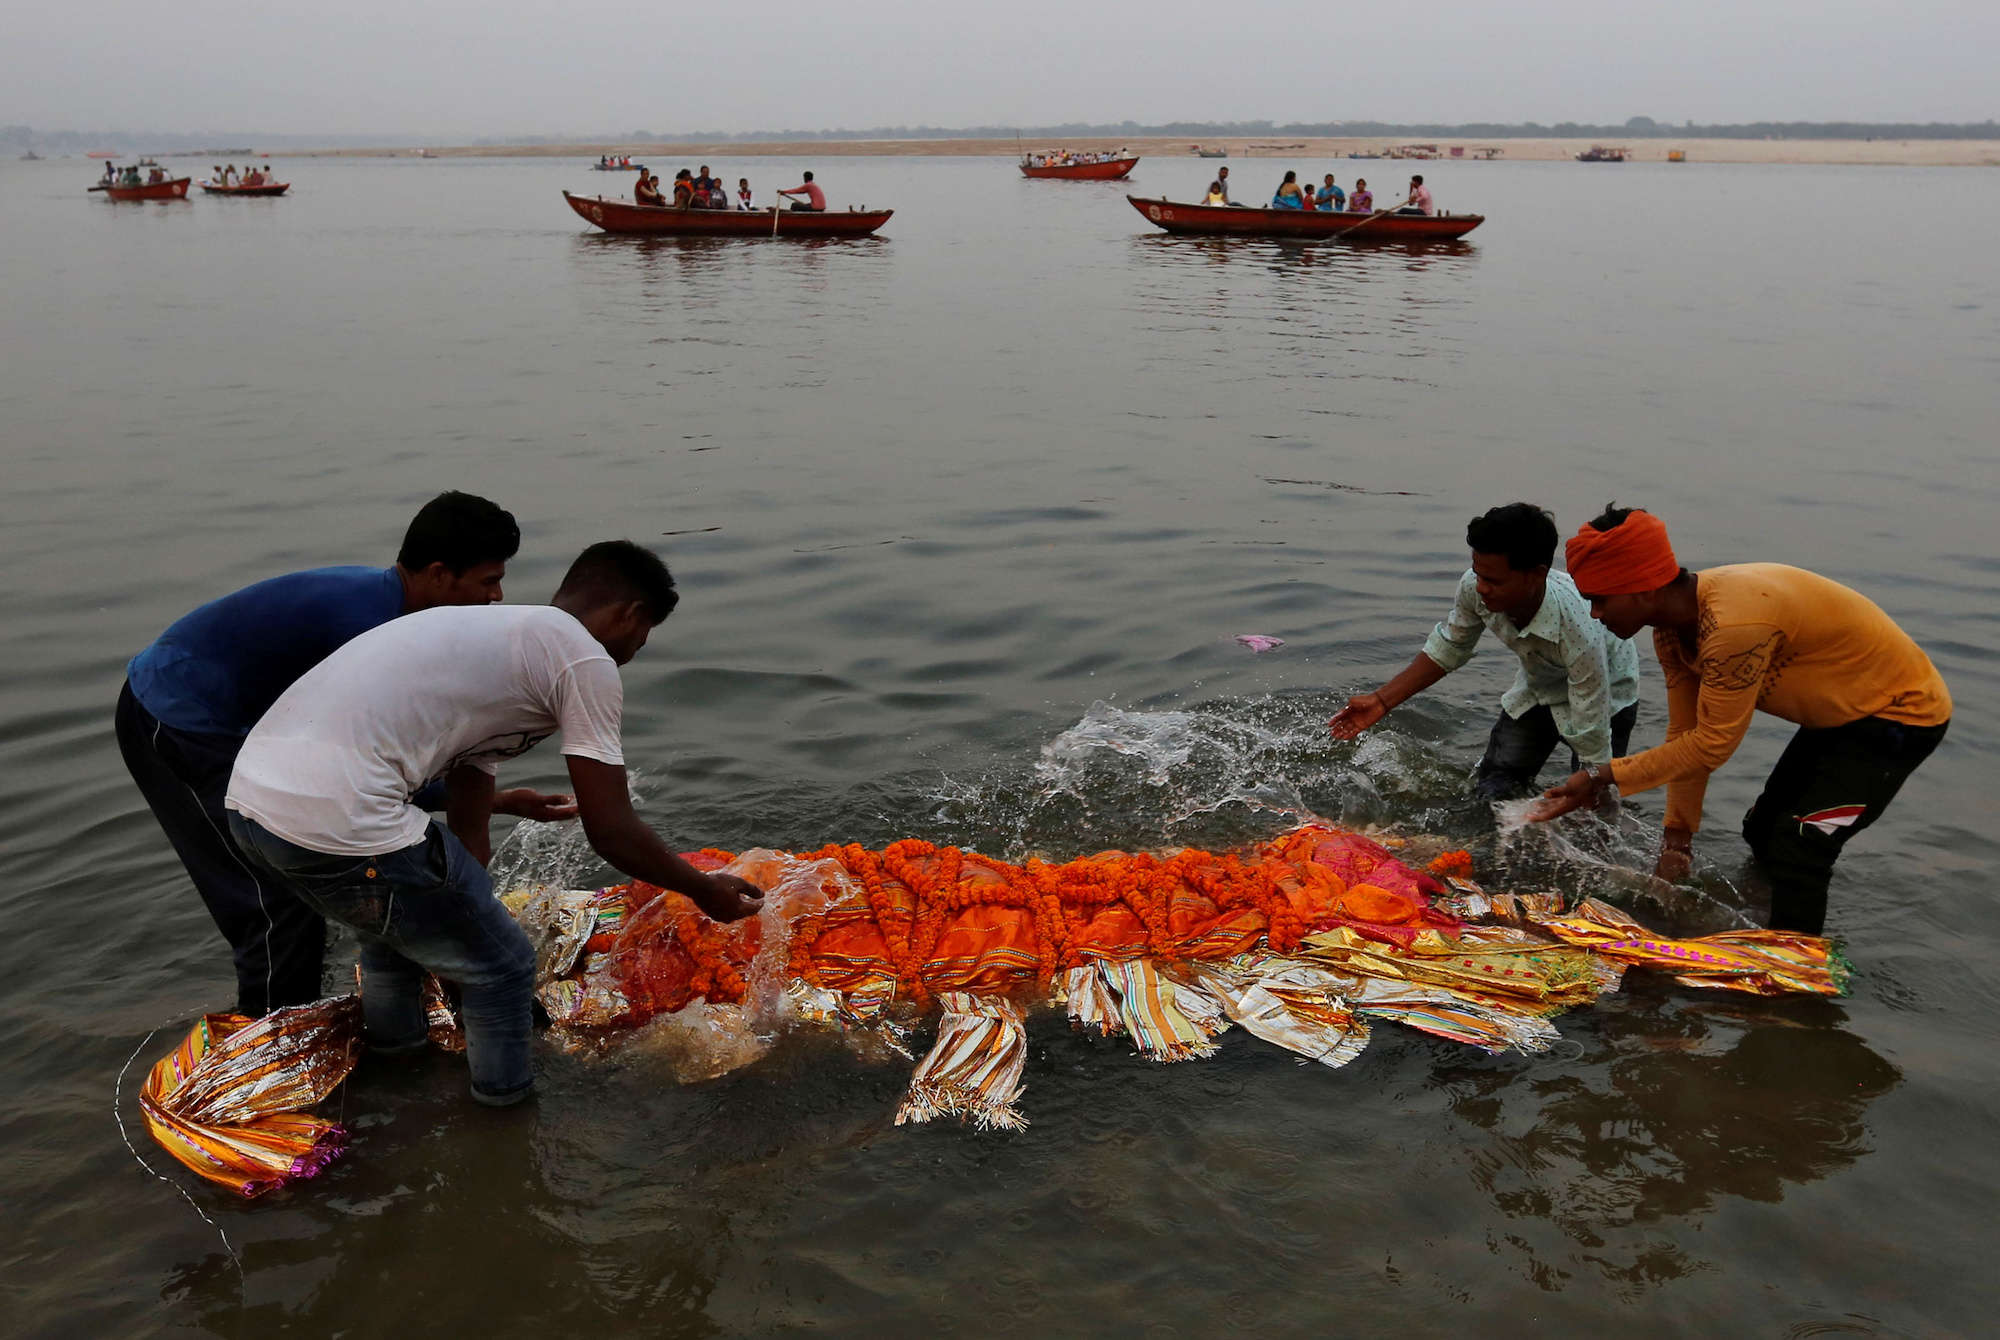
xmin=1019 ymin=156 xmax=1138 ymax=180
xmin=201 ymin=180 xmax=290 ymax=196
xmin=100 ymin=176 xmax=192 ymax=201
xmin=1576 ymin=145 xmax=1627 ymax=162
xmin=1127 ymin=195 xmax=1483 ymax=241
xmin=1666 ymin=149 xmax=1687 ymax=163
xmin=1192 ymin=145 xmax=1229 ymax=158
xmin=591 ymin=161 xmax=644 ymax=171
xmin=563 ymin=191 xmax=893 ymax=237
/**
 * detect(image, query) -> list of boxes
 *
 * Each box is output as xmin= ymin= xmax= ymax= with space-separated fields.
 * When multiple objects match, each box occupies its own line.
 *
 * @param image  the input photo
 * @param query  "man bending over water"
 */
xmin=1331 ymin=502 xmax=1640 ymax=804
xmin=116 ymin=492 xmax=564 ymax=1017
xmin=1531 ymin=506 xmax=1951 ymax=933
xmin=225 ymin=541 xmax=764 ymax=1107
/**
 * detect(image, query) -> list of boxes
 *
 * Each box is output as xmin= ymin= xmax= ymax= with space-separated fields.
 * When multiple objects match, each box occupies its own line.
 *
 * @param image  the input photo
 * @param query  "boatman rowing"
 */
xmin=1529 ymin=506 xmax=1952 ymax=933
xmin=778 ymin=170 xmax=826 ymax=212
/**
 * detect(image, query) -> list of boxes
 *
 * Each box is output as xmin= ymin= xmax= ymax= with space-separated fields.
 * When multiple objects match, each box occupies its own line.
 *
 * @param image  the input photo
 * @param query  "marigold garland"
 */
xmin=593 ymin=825 xmax=1461 ymax=1024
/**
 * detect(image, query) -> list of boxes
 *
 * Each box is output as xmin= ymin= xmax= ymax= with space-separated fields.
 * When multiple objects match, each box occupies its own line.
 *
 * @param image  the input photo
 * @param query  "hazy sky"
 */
xmin=10 ymin=0 xmax=1995 ymax=137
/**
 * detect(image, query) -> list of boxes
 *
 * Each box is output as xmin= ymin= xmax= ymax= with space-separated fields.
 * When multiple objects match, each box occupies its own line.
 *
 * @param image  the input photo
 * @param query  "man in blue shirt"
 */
xmin=1330 ymin=502 xmax=1642 ymax=803
xmin=116 ymin=491 xmax=568 ymax=1015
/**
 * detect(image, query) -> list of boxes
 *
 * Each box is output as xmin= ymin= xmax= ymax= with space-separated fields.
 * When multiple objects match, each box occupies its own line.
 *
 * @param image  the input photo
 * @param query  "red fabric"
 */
xmin=1565 ymin=510 xmax=1680 ymax=596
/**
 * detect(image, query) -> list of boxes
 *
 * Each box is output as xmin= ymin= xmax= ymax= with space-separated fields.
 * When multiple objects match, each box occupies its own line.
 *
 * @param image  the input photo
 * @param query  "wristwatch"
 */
xmin=1584 ymin=763 xmax=1616 ymax=795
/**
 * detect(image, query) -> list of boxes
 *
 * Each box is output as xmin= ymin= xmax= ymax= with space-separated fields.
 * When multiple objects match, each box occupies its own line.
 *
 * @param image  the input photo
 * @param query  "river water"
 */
xmin=1 ymin=153 xmax=1995 ymax=1335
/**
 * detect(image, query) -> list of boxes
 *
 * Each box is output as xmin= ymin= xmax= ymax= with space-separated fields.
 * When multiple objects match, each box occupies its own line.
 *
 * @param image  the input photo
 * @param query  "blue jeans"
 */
xmin=227 ymin=813 xmax=537 ymax=1104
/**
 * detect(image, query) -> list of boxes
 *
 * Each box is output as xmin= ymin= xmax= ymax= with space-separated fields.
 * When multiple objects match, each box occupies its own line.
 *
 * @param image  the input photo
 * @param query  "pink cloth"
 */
xmin=1411 ymin=184 xmax=1433 ymax=214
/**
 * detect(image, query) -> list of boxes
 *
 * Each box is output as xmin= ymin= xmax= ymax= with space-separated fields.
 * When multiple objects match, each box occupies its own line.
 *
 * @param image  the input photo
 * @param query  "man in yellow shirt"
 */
xmin=1531 ymin=506 xmax=1951 ymax=933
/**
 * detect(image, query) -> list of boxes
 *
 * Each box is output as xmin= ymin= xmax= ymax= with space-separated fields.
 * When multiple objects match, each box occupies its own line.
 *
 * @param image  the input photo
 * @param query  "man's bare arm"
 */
xmin=565 ymin=756 xmax=762 ymax=921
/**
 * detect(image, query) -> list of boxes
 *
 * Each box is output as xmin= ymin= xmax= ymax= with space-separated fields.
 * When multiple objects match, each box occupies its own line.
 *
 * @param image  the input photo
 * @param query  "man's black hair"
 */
xmin=1465 ymin=502 xmax=1558 ymax=572
xmin=397 ymin=491 xmax=520 ymax=574
xmin=1586 ymin=502 xmax=1637 ymax=531
xmin=557 ymin=540 xmax=679 ymax=623
xmin=802 ymin=170 xmax=814 ymax=182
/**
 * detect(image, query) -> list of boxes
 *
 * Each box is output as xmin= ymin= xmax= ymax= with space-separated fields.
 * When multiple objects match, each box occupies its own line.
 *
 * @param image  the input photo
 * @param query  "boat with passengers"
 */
xmin=563 ymin=191 xmax=894 ymax=237
xmin=1126 ymin=194 xmax=1483 ymax=241
xmin=94 ymin=163 xmax=192 ymax=201
xmin=1019 ymin=151 xmax=1139 ymax=180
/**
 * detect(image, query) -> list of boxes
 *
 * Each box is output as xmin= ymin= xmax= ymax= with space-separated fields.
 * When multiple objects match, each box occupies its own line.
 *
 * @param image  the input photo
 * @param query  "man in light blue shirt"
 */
xmin=1330 ymin=502 xmax=1641 ymax=801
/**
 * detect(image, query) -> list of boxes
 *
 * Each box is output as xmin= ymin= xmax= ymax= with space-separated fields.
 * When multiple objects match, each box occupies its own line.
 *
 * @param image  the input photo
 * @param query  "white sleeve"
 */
xmin=553 ymin=657 xmax=626 ymax=766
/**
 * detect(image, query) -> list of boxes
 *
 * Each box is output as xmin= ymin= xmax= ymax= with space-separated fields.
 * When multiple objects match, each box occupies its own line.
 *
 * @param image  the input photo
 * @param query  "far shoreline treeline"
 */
xmin=7 ymin=116 xmax=1999 ymax=155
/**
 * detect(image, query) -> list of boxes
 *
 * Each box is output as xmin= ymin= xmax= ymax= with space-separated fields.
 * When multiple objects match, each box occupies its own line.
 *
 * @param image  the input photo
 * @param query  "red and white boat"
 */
xmin=1019 ymin=155 xmax=1139 ymax=181
xmin=563 ymin=191 xmax=893 ymax=238
xmin=1126 ymin=195 xmax=1484 ymax=241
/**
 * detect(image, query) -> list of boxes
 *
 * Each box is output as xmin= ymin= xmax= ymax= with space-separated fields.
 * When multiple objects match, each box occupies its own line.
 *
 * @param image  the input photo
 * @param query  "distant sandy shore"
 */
xmin=305 ymin=135 xmax=2000 ymax=167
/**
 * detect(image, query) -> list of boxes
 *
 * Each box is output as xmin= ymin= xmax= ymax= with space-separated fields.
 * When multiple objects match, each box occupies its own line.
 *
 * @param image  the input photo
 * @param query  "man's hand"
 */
xmin=495 ymin=788 xmax=579 ymax=823
xmin=1329 ymin=692 xmax=1389 ymax=741
xmin=1653 ymin=828 xmax=1694 ymax=883
xmin=698 ymin=873 xmax=765 ymax=922
xmin=1527 ymin=769 xmax=1596 ymax=822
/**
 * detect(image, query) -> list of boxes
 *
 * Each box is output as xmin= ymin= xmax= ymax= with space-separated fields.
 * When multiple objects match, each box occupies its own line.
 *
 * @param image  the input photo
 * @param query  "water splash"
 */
xmin=490 ymin=767 xmax=656 ymax=893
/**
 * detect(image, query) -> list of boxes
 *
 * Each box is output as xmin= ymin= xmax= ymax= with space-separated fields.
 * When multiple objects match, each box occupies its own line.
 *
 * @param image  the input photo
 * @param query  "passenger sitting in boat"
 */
xmin=1399 ymin=174 xmax=1434 ymax=216
xmin=148 ymin=166 xmax=166 ymax=184
xmin=737 ymin=178 xmax=753 ymax=210
xmin=1350 ymin=178 xmax=1373 ymax=212
xmin=1270 ymin=170 xmax=1304 ymax=209
xmin=635 ymin=173 xmax=665 ymax=206
xmin=1319 ymin=174 xmax=1345 ymax=210
xmin=693 ymin=166 xmax=715 ymax=205
xmin=671 ymin=170 xmax=694 ymax=208
xmin=778 ymin=170 xmax=826 ymax=211
xmin=104 ymin=162 xmax=118 ymax=184
xmin=1205 ymin=180 xmax=1227 ymax=205
xmin=1301 ymin=183 xmax=1317 ymax=209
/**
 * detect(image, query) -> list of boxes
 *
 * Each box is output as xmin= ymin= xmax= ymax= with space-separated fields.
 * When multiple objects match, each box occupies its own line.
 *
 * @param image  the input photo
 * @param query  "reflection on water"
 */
xmin=2 ymin=154 xmax=1996 ymax=1334
xmin=1442 ymin=991 xmax=1897 ymax=1294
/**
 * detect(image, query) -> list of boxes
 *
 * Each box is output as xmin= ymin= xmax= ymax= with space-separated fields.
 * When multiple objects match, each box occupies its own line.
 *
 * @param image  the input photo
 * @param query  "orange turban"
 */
xmin=1565 ymin=511 xmax=1680 ymax=596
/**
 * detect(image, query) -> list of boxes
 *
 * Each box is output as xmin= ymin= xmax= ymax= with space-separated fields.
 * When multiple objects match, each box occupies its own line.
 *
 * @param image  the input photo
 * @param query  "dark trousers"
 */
xmin=1474 ymin=702 xmax=1639 ymax=802
xmin=114 ymin=682 xmax=326 ymax=1015
xmin=1741 ymin=716 xmax=1948 ymax=934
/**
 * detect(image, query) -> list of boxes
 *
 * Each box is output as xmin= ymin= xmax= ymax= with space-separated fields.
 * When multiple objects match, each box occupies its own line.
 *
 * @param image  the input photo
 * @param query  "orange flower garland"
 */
xmin=593 ymin=825 xmax=1460 ymax=1027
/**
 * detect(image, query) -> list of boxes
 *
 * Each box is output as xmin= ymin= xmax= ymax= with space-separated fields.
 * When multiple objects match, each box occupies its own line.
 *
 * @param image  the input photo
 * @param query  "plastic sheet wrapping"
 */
xmin=138 ymin=997 xmax=362 ymax=1197
xmin=896 ymin=993 xmax=1029 ymax=1131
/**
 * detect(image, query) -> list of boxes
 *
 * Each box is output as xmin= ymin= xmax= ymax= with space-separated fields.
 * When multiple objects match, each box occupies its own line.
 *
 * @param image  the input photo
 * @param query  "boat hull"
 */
xmin=1019 ymin=157 xmax=1139 ymax=180
xmin=563 ymin=191 xmax=893 ymax=237
xmin=1127 ymin=195 xmax=1483 ymax=241
xmin=101 ymin=177 xmax=192 ymax=201
xmin=201 ymin=182 xmax=290 ymax=196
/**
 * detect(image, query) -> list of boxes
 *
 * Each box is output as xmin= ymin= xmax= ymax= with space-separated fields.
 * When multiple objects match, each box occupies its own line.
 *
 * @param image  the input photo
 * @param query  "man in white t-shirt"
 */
xmin=226 ymin=540 xmax=763 ymax=1107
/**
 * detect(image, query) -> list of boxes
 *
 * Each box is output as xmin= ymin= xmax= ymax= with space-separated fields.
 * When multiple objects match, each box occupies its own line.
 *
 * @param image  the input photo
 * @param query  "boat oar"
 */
xmin=772 ymin=200 xmax=781 ymax=238
xmin=1330 ymin=209 xmax=1389 ymax=239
